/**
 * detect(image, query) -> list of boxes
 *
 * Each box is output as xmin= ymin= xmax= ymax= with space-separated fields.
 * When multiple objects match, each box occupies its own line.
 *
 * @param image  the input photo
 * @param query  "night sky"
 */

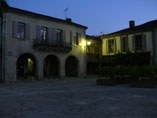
xmin=7 ymin=0 xmax=157 ymax=35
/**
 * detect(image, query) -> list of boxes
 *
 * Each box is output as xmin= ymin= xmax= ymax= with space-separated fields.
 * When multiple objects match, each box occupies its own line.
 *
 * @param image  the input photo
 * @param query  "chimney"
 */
xmin=66 ymin=18 xmax=72 ymax=22
xmin=129 ymin=20 xmax=135 ymax=28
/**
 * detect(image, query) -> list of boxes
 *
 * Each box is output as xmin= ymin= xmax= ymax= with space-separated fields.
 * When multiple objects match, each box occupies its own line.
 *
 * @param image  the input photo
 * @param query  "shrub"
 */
xmin=102 ymin=51 xmax=151 ymax=67
xmin=99 ymin=66 xmax=115 ymax=78
xmin=115 ymin=66 xmax=130 ymax=76
xmin=130 ymin=66 xmax=154 ymax=78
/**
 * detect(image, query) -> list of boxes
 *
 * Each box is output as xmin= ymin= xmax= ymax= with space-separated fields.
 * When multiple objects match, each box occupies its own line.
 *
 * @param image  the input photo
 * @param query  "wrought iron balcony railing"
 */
xmin=33 ymin=39 xmax=72 ymax=52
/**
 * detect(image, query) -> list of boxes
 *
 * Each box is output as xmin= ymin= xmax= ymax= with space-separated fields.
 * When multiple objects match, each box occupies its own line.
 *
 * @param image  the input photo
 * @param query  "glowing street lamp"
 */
xmin=87 ymin=41 xmax=91 ymax=46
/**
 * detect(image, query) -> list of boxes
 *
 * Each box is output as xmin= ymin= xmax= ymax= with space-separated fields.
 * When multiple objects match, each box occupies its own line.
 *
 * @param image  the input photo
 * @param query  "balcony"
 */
xmin=33 ymin=39 xmax=72 ymax=52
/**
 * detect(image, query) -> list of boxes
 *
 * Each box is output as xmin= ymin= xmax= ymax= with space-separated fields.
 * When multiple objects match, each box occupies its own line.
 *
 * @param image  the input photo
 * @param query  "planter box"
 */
xmin=96 ymin=77 xmax=117 ymax=86
xmin=153 ymin=77 xmax=157 ymax=87
xmin=130 ymin=77 xmax=155 ymax=88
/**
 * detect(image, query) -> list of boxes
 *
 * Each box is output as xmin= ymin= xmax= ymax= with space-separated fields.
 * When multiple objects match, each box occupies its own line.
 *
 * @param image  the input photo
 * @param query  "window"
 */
xmin=56 ymin=29 xmax=62 ymax=43
xmin=17 ymin=22 xmax=25 ymax=39
xmin=121 ymin=37 xmax=128 ymax=52
xmin=74 ymin=33 xmax=80 ymax=45
xmin=108 ymin=39 xmax=115 ymax=53
xmin=87 ymin=47 xmax=91 ymax=54
xmin=40 ymin=26 xmax=48 ymax=41
xmin=135 ymin=35 xmax=142 ymax=51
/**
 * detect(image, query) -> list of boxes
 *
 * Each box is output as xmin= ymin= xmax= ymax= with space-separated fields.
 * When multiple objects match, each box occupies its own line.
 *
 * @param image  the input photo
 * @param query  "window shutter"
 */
xmin=120 ymin=37 xmax=123 ymax=52
xmin=142 ymin=34 xmax=146 ymax=50
xmin=106 ymin=40 xmax=109 ymax=54
xmin=62 ymin=30 xmax=66 ymax=46
xmin=126 ymin=36 xmax=129 ymax=51
xmin=70 ymin=31 xmax=72 ymax=45
xmin=52 ymin=28 xmax=56 ymax=45
xmin=13 ymin=21 xmax=18 ymax=38
xmin=114 ymin=39 xmax=117 ymax=53
xmin=132 ymin=35 xmax=135 ymax=51
xmin=25 ymin=23 xmax=30 ymax=40
xmin=79 ymin=34 xmax=81 ymax=45
xmin=48 ymin=28 xmax=52 ymax=44
xmin=36 ymin=25 xmax=41 ymax=43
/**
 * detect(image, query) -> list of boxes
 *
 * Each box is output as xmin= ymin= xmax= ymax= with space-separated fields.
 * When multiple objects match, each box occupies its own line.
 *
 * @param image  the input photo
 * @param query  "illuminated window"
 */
xmin=17 ymin=22 xmax=25 ymax=39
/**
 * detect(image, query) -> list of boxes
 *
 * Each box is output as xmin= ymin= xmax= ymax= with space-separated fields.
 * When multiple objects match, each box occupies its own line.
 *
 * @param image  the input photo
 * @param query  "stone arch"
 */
xmin=16 ymin=53 xmax=37 ymax=80
xmin=65 ymin=56 xmax=79 ymax=77
xmin=43 ymin=54 xmax=60 ymax=79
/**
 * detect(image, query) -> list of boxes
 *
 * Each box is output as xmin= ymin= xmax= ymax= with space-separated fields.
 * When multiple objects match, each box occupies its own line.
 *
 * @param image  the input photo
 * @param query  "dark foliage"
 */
xmin=102 ymin=51 xmax=151 ymax=66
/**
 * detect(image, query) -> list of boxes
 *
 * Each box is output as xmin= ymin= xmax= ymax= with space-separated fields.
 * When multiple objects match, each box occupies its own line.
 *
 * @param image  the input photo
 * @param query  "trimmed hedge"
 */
xmin=102 ymin=51 xmax=151 ymax=66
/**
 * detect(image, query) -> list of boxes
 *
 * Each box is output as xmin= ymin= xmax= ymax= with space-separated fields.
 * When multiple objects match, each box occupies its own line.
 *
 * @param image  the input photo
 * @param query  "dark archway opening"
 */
xmin=44 ymin=55 xmax=60 ymax=79
xmin=65 ymin=56 xmax=79 ymax=77
xmin=16 ymin=53 xmax=36 ymax=80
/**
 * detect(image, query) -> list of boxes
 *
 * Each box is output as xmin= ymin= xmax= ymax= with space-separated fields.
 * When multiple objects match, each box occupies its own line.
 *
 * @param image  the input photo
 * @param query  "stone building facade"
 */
xmin=0 ymin=2 xmax=87 ymax=82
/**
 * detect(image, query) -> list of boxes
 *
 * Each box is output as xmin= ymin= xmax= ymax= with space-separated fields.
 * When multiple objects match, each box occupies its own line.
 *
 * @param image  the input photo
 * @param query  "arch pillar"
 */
xmin=5 ymin=56 xmax=16 ymax=82
xmin=36 ymin=56 xmax=44 ymax=80
xmin=60 ymin=58 xmax=65 ymax=78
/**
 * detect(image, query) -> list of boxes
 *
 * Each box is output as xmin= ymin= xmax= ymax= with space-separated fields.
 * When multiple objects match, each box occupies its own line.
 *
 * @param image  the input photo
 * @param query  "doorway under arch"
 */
xmin=44 ymin=55 xmax=60 ymax=79
xmin=65 ymin=56 xmax=79 ymax=77
xmin=16 ymin=53 xmax=36 ymax=80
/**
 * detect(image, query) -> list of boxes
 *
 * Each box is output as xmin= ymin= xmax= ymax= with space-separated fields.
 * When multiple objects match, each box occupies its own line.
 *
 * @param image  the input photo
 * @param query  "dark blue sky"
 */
xmin=7 ymin=0 xmax=157 ymax=35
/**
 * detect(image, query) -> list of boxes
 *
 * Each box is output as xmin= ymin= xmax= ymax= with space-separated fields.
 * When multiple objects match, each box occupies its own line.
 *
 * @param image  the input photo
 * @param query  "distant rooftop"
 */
xmin=86 ymin=35 xmax=102 ymax=41
xmin=100 ymin=20 xmax=157 ymax=38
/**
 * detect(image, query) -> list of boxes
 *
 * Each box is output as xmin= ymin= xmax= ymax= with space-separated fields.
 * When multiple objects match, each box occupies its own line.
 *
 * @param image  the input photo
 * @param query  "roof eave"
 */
xmin=4 ymin=5 xmax=88 ymax=29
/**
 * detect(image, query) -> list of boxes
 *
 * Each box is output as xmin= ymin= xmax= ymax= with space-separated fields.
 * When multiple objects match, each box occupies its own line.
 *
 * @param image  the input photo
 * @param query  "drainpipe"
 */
xmin=152 ymin=30 xmax=155 ymax=65
xmin=1 ymin=1 xmax=6 ymax=82
xmin=0 ymin=8 xmax=2 ymax=82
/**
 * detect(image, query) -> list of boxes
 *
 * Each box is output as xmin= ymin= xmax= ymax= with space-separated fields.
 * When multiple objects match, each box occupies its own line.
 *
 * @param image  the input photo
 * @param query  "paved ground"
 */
xmin=0 ymin=78 xmax=157 ymax=118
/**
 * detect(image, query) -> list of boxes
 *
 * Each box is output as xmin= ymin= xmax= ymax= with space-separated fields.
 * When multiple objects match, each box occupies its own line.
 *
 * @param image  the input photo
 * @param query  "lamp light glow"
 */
xmin=82 ymin=41 xmax=86 ymax=46
xmin=87 ymin=41 xmax=91 ymax=45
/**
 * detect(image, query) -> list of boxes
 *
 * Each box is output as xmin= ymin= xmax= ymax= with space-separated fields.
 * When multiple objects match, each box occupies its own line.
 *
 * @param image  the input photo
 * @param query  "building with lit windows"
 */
xmin=0 ymin=1 xmax=87 ymax=82
xmin=100 ymin=20 xmax=157 ymax=65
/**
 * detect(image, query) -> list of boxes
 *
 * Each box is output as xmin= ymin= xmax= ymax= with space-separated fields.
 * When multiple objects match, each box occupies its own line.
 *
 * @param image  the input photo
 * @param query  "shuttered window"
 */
xmin=17 ymin=22 xmax=25 ymax=39
xmin=121 ymin=37 xmax=128 ymax=52
xmin=132 ymin=34 xmax=147 ymax=51
xmin=40 ymin=26 xmax=48 ymax=41
xmin=74 ymin=33 xmax=80 ymax=45
xmin=108 ymin=39 xmax=115 ymax=53
xmin=135 ymin=35 xmax=142 ymax=50
xmin=13 ymin=21 xmax=30 ymax=40
xmin=56 ymin=29 xmax=63 ymax=45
